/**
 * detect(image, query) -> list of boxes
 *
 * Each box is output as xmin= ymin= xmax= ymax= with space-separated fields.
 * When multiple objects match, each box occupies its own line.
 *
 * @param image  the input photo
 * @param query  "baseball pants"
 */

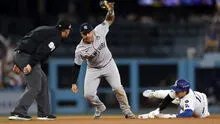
xmin=13 ymin=51 xmax=50 ymax=116
xmin=84 ymin=59 xmax=131 ymax=113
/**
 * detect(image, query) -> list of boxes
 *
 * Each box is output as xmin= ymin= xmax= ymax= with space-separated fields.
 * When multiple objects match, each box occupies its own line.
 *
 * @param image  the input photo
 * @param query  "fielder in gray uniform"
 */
xmin=71 ymin=0 xmax=135 ymax=119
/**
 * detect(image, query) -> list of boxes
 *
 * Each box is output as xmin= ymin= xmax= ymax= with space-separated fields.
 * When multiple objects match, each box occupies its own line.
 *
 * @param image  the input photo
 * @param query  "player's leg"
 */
xmin=35 ymin=69 xmax=56 ymax=120
xmin=143 ymin=89 xmax=180 ymax=105
xmin=103 ymin=59 xmax=135 ymax=119
xmin=84 ymin=67 xmax=106 ymax=119
xmin=9 ymin=64 xmax=42 ymax=120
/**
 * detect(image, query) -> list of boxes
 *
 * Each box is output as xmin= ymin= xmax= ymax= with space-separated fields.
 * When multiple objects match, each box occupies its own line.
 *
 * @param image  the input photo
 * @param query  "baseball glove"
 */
xmin=99 ymin=0 xmax=114 ymax=11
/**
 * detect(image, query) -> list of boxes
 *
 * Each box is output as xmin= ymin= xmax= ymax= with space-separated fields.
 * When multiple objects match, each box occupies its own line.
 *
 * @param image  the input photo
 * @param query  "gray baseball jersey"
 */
xmin=74 ymin=21 xmax=132 ymax=114
xmin=74 ymin=21 xmax=112 ymax=68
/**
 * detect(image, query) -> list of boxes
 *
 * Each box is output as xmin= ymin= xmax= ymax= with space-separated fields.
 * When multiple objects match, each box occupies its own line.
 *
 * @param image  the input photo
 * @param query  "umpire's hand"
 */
xmin=71 ymin=84 xmax=78 ymax=93
xmin=23 ymin=64 xmax=32 ymax=75
xmin=12 ymin=65 xmax=21 ymax=74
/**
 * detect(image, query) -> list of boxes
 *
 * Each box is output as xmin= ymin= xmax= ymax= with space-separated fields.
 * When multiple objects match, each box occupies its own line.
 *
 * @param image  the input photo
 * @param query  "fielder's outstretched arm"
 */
xmin=105 ymin=6 xmax=115 ymax=25
xmin=101 ymin=0 xmax=115 ymax=25
xmin=138 ymin=94 xmax=175 ymax=119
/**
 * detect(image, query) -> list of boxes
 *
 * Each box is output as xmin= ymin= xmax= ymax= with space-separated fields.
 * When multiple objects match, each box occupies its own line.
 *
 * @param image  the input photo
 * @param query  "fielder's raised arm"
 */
xmin=100 ymin=0 xmax=115 ymax=25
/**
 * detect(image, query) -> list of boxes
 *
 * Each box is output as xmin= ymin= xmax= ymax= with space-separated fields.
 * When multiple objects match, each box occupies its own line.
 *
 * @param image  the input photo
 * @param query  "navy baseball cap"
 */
xmin=170 ymin=79 xmax=190 ymax=92
xmin=56 ymin=18 xmax=72 ymax=30
xmin=79 ymin=22 xmax=93 ymax=34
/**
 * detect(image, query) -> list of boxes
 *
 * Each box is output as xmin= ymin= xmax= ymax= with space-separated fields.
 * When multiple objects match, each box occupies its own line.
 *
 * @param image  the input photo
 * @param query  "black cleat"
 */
xmin=8 ymin=112 xmax=32 ymax=121
xmin=37 ymin=114 xmax=56 ymax=120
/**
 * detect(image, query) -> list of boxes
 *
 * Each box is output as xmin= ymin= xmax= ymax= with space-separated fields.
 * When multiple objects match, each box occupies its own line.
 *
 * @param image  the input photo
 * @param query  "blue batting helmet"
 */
xmin=170 ymin=79 xmax=190 ymax=92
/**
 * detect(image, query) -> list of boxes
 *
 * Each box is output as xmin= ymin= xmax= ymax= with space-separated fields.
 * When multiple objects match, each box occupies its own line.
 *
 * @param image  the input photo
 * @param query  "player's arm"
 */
xmin=140 ymin=94 xmax=174 ymax=118
xmin=100 ymin=0 xmax=115 ymax=25
xmin=93 ymin=1 xmax=114 ymax=36
xmin=158 ymin=94 xmax=175 ymax=111
xmin=71 ymin=63 xmax=81 ymax=93
xmin=176 ymin=109 xmax=193 ymax=117
xmin=72 ymin=63 xmax=81 ymax=84
xmin=177 ymin=99 xmax=195 ymax=118
xmin=156 ymin=110 xmax=194 ymax=119
xmin=71 ymin=51 xmax=84 ymax=93
xmin=104 ymin=3 xmax=115 ymax=25
xmin=155 ymin=107 xmax=193 ymax=118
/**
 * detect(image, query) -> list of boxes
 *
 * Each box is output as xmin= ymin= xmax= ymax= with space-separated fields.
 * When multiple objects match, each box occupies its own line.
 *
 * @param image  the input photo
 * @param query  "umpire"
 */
xmin=8 ymin=18 xmax=72 ymax=121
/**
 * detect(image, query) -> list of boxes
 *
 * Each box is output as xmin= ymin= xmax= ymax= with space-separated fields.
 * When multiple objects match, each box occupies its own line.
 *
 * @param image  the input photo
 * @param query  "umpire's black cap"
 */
xmin=79 ymin=22 xmax=93 ymax=34
xmin=56 ymin=18 xmax=72 ymax=30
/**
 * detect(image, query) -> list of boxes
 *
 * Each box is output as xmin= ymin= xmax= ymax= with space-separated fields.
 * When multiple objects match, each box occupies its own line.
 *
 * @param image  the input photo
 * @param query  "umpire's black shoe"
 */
xmin=37 ymin=114 xmax=56 ymax=120
xmin=8 ymin=112 xmax=32 ymax=121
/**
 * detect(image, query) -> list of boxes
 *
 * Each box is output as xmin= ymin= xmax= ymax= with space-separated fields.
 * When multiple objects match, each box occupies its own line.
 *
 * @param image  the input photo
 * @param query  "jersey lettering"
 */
xmin=89 ymin=51 xmax=99 ymax=59
xmin=87 ymin=42 xmax=105 ymax=59
xmin=97 ymin=42 xmax=106 ymax=50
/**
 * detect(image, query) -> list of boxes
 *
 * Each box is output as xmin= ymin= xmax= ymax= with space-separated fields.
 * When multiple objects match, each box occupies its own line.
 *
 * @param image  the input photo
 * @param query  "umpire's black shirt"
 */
xmin=16 ymin=26 xmax=62 ymax=67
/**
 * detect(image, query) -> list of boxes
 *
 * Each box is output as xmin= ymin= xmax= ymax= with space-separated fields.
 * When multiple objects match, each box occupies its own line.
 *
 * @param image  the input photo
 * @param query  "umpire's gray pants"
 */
xmin=13 ymin=52 xmax=50 ymax=116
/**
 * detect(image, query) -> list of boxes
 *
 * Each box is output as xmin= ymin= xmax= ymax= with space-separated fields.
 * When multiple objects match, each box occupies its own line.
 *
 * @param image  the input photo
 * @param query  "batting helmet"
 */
xmin=170 ymin=79 xmax=190 ymax=92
